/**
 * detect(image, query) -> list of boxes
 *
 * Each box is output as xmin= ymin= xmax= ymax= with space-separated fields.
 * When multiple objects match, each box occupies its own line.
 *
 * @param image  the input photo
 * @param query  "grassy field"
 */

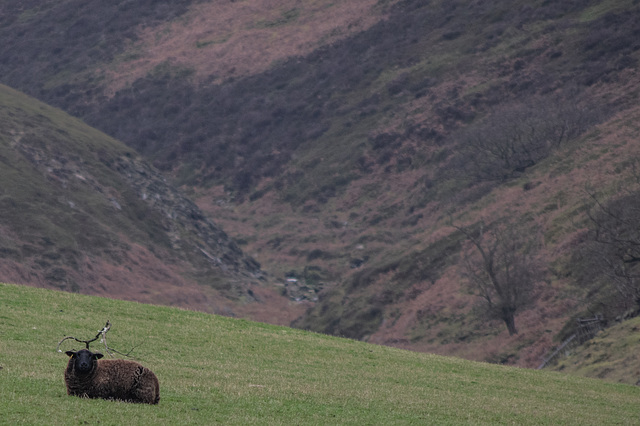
xmin=1 ymin=282 xmax=638 ymax=425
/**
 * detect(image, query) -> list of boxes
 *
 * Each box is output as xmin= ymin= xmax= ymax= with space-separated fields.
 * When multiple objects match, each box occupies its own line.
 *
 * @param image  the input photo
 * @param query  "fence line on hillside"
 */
xmin=537 ymin=315 xmax=603 ymax=370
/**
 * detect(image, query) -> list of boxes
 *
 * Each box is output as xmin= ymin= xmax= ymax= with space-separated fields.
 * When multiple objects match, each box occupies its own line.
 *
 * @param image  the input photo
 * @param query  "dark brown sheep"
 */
xmin=65 ymin=349 xmax=160 ymax=404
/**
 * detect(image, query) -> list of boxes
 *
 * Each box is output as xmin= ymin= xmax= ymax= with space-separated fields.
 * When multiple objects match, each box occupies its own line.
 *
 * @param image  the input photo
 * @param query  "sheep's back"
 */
xmin=98 ymin=360 xmax=160 ymax=404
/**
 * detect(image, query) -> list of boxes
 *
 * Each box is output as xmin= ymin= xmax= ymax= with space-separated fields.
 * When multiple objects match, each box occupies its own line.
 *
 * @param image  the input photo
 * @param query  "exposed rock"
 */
xmin=107 ymin=154 xmax=263 ymax=279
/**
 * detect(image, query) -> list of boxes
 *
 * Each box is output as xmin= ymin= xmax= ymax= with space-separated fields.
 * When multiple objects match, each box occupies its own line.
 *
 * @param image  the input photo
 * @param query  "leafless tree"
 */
xmin=57 ymin=320 xmax=138 ymax=358
xmin=583 ymin=174 xmax=640 ymax=314
xmin=452 ymin=220 xmax=543 ymax=335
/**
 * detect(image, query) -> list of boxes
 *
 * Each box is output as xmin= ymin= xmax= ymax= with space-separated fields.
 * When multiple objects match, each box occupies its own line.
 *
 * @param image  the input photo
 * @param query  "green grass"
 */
xmin=1 ymin=283 xmax=639 ymax=425
xmin=579 ymin=0 xmax=636 ymax=22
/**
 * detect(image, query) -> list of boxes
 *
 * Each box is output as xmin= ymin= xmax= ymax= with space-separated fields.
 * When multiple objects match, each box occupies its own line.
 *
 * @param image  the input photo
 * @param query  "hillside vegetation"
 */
xmin=0 ymin=83 xmax=295 ymax=322
xmin=2 ymin=282 xmax=639 ymax=425
xmin=552 ymin=316 xmax=640 ymax=385
xmin=2 ymin=0 xmax=640 ymax=368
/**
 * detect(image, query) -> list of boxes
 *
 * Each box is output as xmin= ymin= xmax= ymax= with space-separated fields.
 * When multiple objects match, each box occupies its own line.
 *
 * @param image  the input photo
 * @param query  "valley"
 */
xmin=1 ymin=0 xmax=640 ymax=375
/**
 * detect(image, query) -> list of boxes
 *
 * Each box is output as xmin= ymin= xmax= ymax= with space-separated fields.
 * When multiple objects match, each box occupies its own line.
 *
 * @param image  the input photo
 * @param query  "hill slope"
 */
xmin=2 ymin=282 xmax=639 ymax=425
xmin=2 ymin=0 xmax=640 ymax=368
xmin=0 ymin=84 xmax=296 ymax=322
xmin=552 ymin=316 xmax=640 ymax=386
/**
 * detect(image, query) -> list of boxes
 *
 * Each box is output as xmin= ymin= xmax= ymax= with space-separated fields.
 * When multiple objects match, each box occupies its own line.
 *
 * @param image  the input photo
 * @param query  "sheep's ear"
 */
xmin=65 ymin=351 xmax=76 ymax=357
xmin=94 ymin=353 xmax=104 ymax=360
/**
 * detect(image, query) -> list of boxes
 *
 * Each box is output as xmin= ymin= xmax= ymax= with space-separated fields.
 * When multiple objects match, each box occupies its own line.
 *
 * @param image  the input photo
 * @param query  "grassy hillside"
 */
xmin=1 ymin=282 xmax=639 ymax=425
xmin=0 ymin=83 xmax=290 ymax=321
xmin=552 ymin=316 xmax=640 ymax=386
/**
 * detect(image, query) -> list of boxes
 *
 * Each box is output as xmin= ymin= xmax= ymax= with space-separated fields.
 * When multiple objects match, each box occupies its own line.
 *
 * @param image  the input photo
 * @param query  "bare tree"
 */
xmin=583 ymin=178 xmax=640 ymax=314
xmin=57 ymin=320 xmax=139 ymax=358
xmin=452 ymin=221 xmax=543 ymax=335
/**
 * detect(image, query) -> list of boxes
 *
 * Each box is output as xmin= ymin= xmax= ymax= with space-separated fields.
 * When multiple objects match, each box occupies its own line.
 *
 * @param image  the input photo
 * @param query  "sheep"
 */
xmin=64 ymin=349 xmax=160 ymax=404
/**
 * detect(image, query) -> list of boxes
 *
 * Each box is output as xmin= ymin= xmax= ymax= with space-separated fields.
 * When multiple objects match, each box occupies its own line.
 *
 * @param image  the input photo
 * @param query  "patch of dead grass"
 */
xmin=102 ymin=0 xmax=395 ymax=94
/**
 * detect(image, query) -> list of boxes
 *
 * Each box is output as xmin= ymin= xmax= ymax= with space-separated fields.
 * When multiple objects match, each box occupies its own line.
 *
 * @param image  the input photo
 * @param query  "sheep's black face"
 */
xmin=66 ymin=349 xmax=103 ymax=375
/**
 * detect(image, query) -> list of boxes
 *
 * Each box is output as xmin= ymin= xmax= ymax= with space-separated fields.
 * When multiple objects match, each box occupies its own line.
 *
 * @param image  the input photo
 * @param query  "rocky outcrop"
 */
xmin=108 ymin=154 xmax=262 ymax=279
